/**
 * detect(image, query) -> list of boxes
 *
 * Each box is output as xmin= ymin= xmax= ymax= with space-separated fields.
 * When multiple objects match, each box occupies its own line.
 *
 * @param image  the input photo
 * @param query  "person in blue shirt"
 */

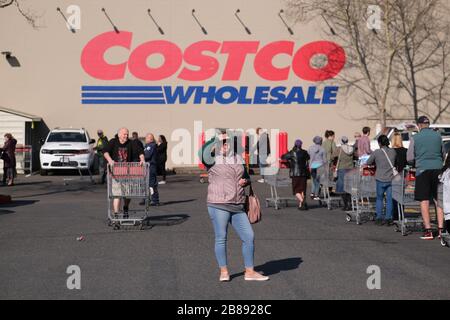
xmin=141 ymin=133 xmax=160 ymax=206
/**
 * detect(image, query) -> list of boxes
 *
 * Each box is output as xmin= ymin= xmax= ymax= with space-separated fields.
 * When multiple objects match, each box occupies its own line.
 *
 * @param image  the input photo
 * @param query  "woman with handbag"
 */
xmin=366 ymin=135 xmax=398 ymax=226
xmin=282 ymin=139 xmax=311 ymax=210
xmin=201 ymin=133 xmax=268 ymax=282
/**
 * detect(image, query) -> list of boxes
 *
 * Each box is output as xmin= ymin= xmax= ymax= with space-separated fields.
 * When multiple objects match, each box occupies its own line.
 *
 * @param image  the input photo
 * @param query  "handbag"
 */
xmin=246 ymin=185 xmax=262 ymax=224
xmin=381 ymin=148 xmax=399 ymax=177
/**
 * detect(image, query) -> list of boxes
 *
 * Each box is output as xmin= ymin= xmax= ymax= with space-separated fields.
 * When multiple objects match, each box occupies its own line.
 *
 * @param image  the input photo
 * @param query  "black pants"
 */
xmin=149 ymin=168 xmax=159 ymax=204
xmin=157 ymin=161 xmax=166 ymax=180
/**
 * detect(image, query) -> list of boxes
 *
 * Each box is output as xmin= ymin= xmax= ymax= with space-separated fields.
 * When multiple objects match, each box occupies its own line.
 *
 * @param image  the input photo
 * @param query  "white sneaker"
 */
xmin=244 ymin=272 xmax=269 ymax=281
xmin=257 ymin=179 xmax=265 ymax=183
xmin=158 ymin=181 xmax=166 ymax=185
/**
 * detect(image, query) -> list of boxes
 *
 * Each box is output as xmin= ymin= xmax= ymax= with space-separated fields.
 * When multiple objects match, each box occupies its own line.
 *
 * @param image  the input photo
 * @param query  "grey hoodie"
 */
xmin=308 ymin=144 xmax=327 ymax=167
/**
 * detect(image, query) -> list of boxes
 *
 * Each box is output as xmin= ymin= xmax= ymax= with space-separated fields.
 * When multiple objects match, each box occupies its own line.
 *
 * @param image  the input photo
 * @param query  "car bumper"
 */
xmin=40 ymin=154 xmax=93 ymax=170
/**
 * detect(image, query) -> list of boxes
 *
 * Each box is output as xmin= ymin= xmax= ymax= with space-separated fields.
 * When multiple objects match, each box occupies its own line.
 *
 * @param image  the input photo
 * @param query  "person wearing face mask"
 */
xmin=94 ymin=129 xmax=109 ymax=184
xmin=201 ymin=132 xmax=269 ymax=283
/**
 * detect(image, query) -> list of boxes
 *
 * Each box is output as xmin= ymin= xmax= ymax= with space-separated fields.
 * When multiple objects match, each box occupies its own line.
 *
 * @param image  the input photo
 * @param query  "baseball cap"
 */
xmin=417 ymin=116 xmax=430 ymax=124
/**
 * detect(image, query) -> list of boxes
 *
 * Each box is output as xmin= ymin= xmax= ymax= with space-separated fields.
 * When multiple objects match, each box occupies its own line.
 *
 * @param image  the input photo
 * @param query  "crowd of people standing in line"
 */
xmin=280 ymin=116 xmax=450 ymax=241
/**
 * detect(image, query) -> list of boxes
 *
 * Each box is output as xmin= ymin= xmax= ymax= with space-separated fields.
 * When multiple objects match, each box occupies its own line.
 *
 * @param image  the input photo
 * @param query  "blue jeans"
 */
xmin=311 ymin=168 xmax=320 ymax=196
xmin=149 ymin=167 xmax=159 ymax=204
xmin=207 ymin=206 xmax=255 ymax=268
xmin=336 ymin=169 xmax=350 ymax=193
xmin=376 ymin=181 xmax=393 ymax=220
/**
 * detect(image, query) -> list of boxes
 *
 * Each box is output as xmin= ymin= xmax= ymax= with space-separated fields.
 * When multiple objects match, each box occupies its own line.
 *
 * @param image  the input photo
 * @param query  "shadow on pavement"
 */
xmin=0 ymin=200 xmax=39 ymax=208
xmin=6 ymin=181 xmax=52 ymax=187
xmin=146 ymin=214 xmax=190 ymax=227
xmin=231 ymin=257 xmax=303 ymax=279
xmin=0 ymin=209 xmax=14 ymax=215
xmin=162 ymin=199 xmax=196 ymax=206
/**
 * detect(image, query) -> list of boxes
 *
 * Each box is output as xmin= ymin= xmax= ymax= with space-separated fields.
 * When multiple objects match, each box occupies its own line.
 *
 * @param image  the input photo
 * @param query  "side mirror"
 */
xmin=89 ymin=139 xmax=96 ymax=144
xmin=39 ymin=139 xmax=45 ymax=145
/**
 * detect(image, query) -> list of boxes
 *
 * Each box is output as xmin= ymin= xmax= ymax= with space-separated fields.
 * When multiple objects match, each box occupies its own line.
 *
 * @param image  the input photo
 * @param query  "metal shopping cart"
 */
xmin=392 ymin=168 xmax=423 ymax=236
xmin=344 ymin=166 xmax=376 ymax=225
xmin=317 ymin=165 xmax=342 ymax=210
xmin=107 ymin=162 xmax=150 ymax=230
xmin=265 ymin=168 xmax=297 ymax=210
xmin=438 ymin=182 xmax=450 ymax=247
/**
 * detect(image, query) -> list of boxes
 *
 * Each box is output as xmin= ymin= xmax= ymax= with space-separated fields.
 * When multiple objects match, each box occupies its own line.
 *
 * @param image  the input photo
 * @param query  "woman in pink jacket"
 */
xmin=201 ymin=133 xmax=269 ymax=282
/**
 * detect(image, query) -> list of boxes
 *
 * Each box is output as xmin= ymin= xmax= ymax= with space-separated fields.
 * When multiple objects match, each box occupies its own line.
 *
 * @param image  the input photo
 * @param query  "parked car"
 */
xmin=431 ymin=124 xmax=450 ymax=137
xmin=39 ymin=128 xmax=95 ymax=176
xmin=371 ymin=123 xmax=418 ymax=151
xmin=443 ymin=136 xmax=450 ymax=156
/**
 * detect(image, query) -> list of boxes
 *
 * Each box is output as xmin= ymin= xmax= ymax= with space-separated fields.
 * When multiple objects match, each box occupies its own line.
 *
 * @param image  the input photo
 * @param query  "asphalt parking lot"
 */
xmin=0 ymin=173 xmax=449 ymax=300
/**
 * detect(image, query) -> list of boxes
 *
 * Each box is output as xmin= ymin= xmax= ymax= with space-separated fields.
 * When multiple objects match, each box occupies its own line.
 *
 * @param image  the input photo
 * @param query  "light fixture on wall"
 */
xmin=101 ymin=8 xmax=120 ymax=33
xmin=56 ymin=7 xmax=76 ymax=33
xmin=278 ymin=10 xmax=294 ymax=35
xmin=191 ymin=9 xmax=207 ymax=35
xmin=235 ymin=9 xmax=251 ymax=35
xmin=1 ymin=51 xmax=21 ymax=67
xmin=147 ymin=9 xmax=165 ymax=35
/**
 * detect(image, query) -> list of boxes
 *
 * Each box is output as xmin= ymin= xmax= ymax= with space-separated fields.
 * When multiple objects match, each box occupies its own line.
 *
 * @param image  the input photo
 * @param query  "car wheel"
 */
xmin=40 ymin=169 xmax=48 ymax=176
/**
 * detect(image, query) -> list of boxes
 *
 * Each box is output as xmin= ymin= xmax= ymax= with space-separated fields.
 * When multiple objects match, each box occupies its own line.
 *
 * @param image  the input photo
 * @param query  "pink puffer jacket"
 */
xmin=207 ymin=155 xmax=247 ymax=204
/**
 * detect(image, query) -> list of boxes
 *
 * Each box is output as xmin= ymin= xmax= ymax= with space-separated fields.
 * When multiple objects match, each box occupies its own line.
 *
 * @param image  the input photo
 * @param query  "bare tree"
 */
xmin=0 ymin=0 xmax=40 ymax=28
xmin=392 ymin=0 xmax=450 ymax=123
xmin=285 ymin=0 xmax=450 ymax=125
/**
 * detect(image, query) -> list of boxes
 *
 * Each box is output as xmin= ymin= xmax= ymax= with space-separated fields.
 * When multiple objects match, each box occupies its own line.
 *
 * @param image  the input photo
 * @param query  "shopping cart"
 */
xmin=438 ymin=183 xmax=450 ymax=247
xmin=107 ymin=162 xmax=150 ymax=230
xmin=317 ymin=165 xmax=342 ymax=210
xmin=265 ymin=168 xmax=297 ymax=210
xmin=344 ymin=166 xmax=376 ymax=225
xmin=392 ymin=168 xmax=423 ymax=236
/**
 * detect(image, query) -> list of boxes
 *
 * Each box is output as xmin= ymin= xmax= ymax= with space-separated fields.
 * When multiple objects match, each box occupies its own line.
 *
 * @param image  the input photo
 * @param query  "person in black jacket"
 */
xmin=392 ymin=133 xmax=408 ymax=172
xmin=142 ymin=133 xmax=160 ymax=206
xmin=1 ymin=133 xmax=17 ymax=186
xmin=282 ymin=139 xmax=310 ymax=211
xmin=157 ymin=135 xmax=168 ymax=184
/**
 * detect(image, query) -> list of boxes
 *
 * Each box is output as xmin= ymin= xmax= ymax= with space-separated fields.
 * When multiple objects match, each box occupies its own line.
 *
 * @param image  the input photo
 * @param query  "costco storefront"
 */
xmin=1 ymin=0 xmax=379 ymax=168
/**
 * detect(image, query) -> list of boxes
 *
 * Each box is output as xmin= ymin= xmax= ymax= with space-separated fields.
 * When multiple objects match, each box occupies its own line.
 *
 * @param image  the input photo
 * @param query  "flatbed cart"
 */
xmin=317 ymin=165 xmax=342 ymax=210
xmin=265 ymin=168 xmax=297 ymax=210
xmin=107 ymin=162 xmax=150 ymax=230
xmin=344 ymin=167 xmax=376 ymax=225
xmin=392 ymin=168 xmax=424 ymax=236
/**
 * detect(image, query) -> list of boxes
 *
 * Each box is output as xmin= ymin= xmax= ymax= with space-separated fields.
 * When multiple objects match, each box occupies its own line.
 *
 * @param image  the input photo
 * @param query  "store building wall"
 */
xmin=0 ymin=0 xmax=396 ymax=168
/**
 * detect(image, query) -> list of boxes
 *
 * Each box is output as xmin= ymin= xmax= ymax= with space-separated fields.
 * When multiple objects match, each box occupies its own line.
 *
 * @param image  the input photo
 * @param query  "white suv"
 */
xmin=39 ymin=128 xmax=95 ymax=175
